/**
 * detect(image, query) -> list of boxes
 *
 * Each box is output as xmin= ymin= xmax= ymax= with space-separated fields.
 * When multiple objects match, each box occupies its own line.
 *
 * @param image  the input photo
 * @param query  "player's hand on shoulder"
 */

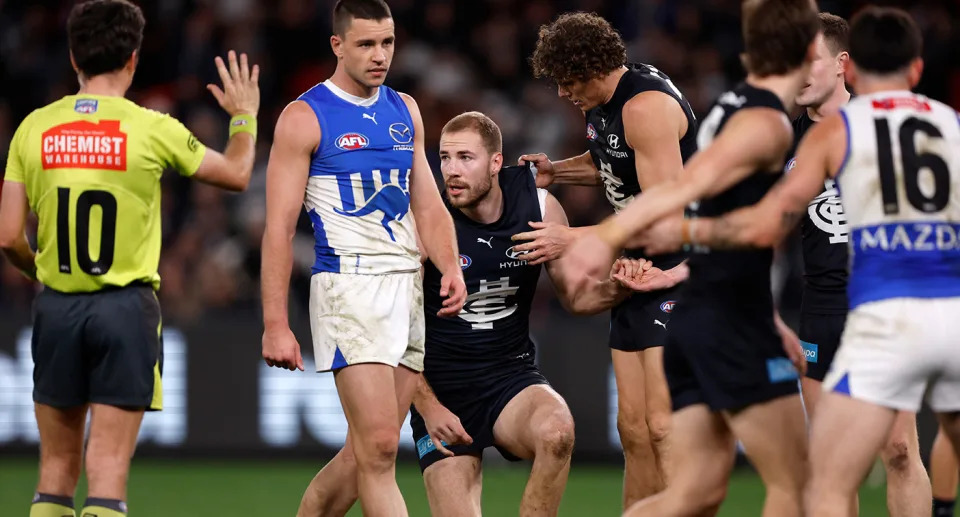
xmin=510 ymin=221 xmax=572 ymax=265
xmin=261 ymin=326 xmax=304 ymax=372
xmin=207 ymin=50 xmax=261 ymax=117
xmin=632 ymin=215 xmax=683 ymax=255
xmin=437 ymin=271 xmax=467 ymax=317
xmin=422 ymin=403 xmax=473 ymax=457
xmin=518 ymin=153 xmax=555 ymax=188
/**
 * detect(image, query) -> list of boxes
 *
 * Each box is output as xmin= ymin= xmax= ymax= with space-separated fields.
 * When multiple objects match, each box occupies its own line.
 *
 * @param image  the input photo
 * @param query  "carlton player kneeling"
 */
xmin=411 ymin=112 xmax=668 ymax=516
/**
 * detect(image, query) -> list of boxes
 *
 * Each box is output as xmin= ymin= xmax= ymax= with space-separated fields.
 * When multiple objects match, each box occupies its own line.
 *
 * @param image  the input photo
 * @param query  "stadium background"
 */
xmin=0 ymin=0 xmax=958 ymax=514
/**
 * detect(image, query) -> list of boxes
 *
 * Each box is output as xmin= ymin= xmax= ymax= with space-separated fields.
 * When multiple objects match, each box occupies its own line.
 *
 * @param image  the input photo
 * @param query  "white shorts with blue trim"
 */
xmin=823 ymin=297 xmax=960 ymax=412
xmin=309 ymin=271 xmax=424 ymax=373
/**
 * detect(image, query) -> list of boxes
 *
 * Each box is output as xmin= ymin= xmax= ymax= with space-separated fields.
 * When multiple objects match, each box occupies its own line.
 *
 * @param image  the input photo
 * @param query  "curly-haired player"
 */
xmin=515 ymin=11 xmax=696 ymax=507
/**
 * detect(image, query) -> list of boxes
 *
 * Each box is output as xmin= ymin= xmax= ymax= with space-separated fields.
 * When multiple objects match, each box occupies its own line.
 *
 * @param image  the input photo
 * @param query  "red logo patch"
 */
xmin=871 ymin=97 xmax=931 ymax=112
xmin=41 ymin=120 xmax=127 ymax=171
xmin=336 ymin=133 xmax=370 ymax=150
xmin=586 ymin=123 xmax=598 ymax=141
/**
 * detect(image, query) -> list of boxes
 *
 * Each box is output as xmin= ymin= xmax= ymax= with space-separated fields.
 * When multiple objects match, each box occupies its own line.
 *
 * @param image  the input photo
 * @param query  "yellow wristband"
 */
xmin=229 ymin=113 xmax=257 ymax=139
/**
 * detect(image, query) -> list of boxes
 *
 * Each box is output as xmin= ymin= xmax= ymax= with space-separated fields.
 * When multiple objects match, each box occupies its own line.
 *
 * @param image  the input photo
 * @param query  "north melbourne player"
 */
xmin=564 ymin=1 xmax=820 ymax=515
xmin=0 ymin=1 xmax=260 ymax=516
xmin=258 ymin=1 xmax=465 ymax=516
xmin=517 ymin=12 xmax=698 ymax=505
xmin=632 ymin=8 xmax=960 ymax=516
xmin=787 ymin=13 xmax=931 ymax=517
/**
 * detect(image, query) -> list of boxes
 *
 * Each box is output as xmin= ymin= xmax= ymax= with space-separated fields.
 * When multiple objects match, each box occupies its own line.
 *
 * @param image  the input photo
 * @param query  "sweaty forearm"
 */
xmin=552 ymin=152 xmax=601 ymax=186
xmin=566 ymin=278 xmax=629 ymax=315
xmin=260 ymin=227 xmax=294 ymax=328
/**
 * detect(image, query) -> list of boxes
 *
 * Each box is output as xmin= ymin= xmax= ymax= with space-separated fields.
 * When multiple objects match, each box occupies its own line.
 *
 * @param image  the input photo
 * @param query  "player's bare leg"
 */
xmin=83 ymin=403 xmax=145 ymax=514
xmin=34 ymin=404 xmax=87 ymax=499
xmin=624 ymin=405 xmax=735 ymax=517
xmin=799 ymin=378 xmax=859 ymax=516
xmin=493 ymin=385 xmax=575 ymax=517
xmin=612 ymin=349 xmax=662 ymax=507
xmin=299 ymin=365 xmax=420 ymax=517
xmin=937 ymin=411 xmax=960 ymax=477
xmin=807 ymin=392 xmax=898 ymax=517
xmin=334 ymin=363 xmax=406 ymax=517
xmin=726 ymin=395 xmax=808 ymax=517
xmin=641 ymin=347 xmax=673 ymax=484
xmin=931 ymin=425 xmax=959 ymax=516
xmin=880 ymin=411 xmax=930 ymax=517
xmin=423 ymin=456 xmax=483 ymax=517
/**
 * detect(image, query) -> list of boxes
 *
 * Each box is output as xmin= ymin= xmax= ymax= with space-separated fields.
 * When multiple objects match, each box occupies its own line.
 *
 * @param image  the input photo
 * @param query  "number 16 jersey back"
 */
xmin=836 ymin=92 xmax=960 ymax=310
xmin=4 ymin=94 xmax=206 ymax=293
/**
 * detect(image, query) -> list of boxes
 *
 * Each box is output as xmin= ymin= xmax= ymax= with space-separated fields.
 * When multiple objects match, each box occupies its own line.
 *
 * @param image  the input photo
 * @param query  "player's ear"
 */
xmin=490 ymin=152 xmax=503 ymax=175
xmin=69 ymin=51 xmax=79 ymax=75
xmin=835 ymin=51 xmax=849 ymax=76
xmin=330 ymin=34 xmax=343 ymax=59
xmin=907 ymin=58 xmax=924 ymax=89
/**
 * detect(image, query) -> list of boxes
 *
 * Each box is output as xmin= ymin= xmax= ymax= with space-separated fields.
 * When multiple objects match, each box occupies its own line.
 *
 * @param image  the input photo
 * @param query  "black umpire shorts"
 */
xmin=32 ymin=283 xmax=163 ymax=410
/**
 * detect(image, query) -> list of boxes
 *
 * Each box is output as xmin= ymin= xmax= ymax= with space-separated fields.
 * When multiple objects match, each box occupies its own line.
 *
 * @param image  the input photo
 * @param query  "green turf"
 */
xmin=0 ymin=458 xmax=889 ymax=516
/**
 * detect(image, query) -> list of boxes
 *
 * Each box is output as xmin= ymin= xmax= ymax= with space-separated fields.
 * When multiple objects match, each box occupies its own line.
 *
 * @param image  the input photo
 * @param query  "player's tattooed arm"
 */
xmin=518 ymin=151 xmax=600 ymax=187
xmin=688 ymin=116 xmax=842 ymax=251
xmin=0 ymin=180 xmax=37 ymax=281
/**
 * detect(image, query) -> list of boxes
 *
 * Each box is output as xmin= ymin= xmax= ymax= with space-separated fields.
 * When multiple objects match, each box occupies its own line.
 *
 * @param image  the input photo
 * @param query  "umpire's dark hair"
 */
xmin=333 ymin=0 xmax=392 ymax=37
xmin=67 ymin=0 xmax=145 ymax=77
xmin=849 ymin=7 xmax=922 ymax=75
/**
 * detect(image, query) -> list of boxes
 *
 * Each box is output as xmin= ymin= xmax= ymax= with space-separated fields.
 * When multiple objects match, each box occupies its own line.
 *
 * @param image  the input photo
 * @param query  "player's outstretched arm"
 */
xmin=0 ymin=181 xmax=36 ymax=280
xmin=517 ymin=151 xmax=599 ymax=188
xmin=541 ymin=193 xmax=630 ymax=314
xmin=640 ymin=114 xmax=844 ymax=254
xmin=400 ymin=93 xmax=466 ymax=317
xmin=192 ymin=51 xmax=260 ymax=192
xmin=260 ymin=101 xmax=317 ymax=372
xmin=558 ymin=108 xmax=794 ymax=291
xmin=412 ymin=376 xmax=473 ymax=457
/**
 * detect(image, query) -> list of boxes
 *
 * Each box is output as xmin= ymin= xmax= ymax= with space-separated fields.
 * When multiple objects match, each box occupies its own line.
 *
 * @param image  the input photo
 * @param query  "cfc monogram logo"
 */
xmin=459 ymin=277 xmax=519 ymax=330
xmin=808 ymin=179 xmax=848 ymax=244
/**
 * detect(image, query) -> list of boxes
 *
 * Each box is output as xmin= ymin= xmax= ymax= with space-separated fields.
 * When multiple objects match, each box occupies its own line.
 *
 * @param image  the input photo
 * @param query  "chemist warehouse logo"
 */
xmin=42 ymin=120 xmax=127 ymax=171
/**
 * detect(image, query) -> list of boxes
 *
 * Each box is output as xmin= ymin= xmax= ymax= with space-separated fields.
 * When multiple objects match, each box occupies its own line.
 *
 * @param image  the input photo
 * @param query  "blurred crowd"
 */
xmin=1 ymin=0 xmax=959 ymax=322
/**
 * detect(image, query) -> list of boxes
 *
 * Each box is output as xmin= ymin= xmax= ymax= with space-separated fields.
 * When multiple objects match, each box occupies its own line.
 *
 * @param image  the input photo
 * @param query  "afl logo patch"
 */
xmin=660 ymin=300 xmax=676 ymax=313
xmin=586 ymin=123 xmax=598 ymax=141
xmin=459 ymin=254 xmax=472 ymax=270
xmin=74 ymin=99 xmax=98 ymax=114
xmin=784 ymin=157 xmax=797 ymax=174
xmin=336 ymin=133 xmax=369 ymax=150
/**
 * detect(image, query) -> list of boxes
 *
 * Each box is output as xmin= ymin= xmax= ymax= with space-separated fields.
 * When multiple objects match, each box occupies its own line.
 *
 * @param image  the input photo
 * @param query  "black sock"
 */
xmin=31 ymin=493 xmax=75 ymax=517
xmin=933 ymin=497 xmax=956 ymax=517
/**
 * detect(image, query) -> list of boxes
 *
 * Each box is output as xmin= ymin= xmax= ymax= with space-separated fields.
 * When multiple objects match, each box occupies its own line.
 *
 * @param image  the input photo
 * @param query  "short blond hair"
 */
xmin=441 ymin=111 xmax=503 ymax=155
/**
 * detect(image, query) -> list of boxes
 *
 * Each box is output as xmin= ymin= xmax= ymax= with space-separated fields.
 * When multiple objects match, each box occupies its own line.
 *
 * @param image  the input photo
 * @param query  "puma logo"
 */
xmin=654 ymin=319 xmax=667 ymax=330
xmin=477 ymin=237 xmax=493 ymax=248
xmin=334 ymin=185 xmax=410 ymax=241
xmin=362 ymin=112 xmax=377 ymax=125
